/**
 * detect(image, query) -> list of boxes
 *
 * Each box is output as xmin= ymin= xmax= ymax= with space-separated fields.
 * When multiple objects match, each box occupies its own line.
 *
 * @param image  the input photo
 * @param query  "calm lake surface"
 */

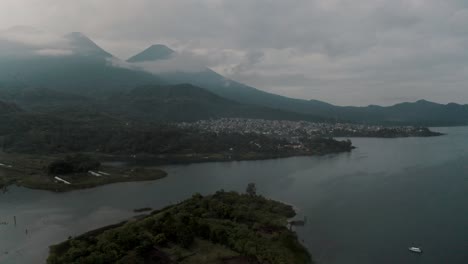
xmin=1 ymin=127 xmax=467 ymax=264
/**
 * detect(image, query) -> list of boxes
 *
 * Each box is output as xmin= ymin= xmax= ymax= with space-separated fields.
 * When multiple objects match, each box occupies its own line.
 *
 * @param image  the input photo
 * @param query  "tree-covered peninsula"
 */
xmin=47 ymin=190 xmax=312 ymax=264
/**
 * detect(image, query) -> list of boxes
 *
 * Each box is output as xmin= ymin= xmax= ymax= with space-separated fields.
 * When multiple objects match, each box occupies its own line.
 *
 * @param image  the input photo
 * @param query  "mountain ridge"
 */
xmin=1 ymin=31 xmax=467 ymax=126
xmin=0 ymin=31 xmax=164 ymax=95
xmin=127 ymin=45 xmax=468 ymax=126
xmin=65 ymin=32 xmax=114 ymax=58
xmin=106 ymin=83 xmax=327 ymax=122
xmin=127 ymin=44 xmax=174 ymax=62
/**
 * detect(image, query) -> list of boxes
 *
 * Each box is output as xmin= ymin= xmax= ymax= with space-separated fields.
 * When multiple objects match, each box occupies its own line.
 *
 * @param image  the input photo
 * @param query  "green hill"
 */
xmin=47 ymin=191 xmax=311 ymax=264
xmin=106 ymin=84 xmax=326 ymax=122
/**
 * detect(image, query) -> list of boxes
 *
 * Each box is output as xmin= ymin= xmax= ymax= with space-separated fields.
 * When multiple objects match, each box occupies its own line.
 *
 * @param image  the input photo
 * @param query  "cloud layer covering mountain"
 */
xmin=1 ymin=0 xmax=468 ymax=105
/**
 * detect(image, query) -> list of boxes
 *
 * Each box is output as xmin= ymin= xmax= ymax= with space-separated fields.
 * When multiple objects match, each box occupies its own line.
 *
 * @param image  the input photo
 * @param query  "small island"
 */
xmin=47 ymin=190 xmax=312 ymax=264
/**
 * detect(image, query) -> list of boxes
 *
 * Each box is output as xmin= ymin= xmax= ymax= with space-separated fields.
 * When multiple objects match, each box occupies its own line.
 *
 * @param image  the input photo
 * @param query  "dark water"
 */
xmin=1 ymin=127 xmax=467 ymax=264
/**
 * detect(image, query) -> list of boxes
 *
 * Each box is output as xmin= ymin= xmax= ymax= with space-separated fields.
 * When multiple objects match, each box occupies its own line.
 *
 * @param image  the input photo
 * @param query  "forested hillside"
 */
xmin=48 ymin=191 xmax=312 ymax=264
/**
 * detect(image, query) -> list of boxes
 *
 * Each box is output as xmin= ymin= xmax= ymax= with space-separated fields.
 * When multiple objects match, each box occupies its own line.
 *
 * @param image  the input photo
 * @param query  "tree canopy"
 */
xmin=48 ymin=191 xmax=311 ymax=264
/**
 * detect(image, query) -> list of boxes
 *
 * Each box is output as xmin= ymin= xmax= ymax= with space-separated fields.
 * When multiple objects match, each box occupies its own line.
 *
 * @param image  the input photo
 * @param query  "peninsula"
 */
xmin=0 ymin=122 xmax=353 ymax=192
xmin=47 ymin=190 xmax=312 ymax=264
xmin=0 ymin=153 xmax=166 ymax=192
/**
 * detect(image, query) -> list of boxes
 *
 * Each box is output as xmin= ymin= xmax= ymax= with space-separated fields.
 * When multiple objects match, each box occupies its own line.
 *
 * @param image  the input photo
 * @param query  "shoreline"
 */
xmin=1 ymin=129 xmax=443 ymax=193
xmin=98 ymin=148 xmax=354 ymax=166
xmin=47 ymin=191 xmax=312 ymax=264
xmin=0 ymin=154 xmax=168 ymax=193
xmin=0 ymin=147 xmax=353 ymax=193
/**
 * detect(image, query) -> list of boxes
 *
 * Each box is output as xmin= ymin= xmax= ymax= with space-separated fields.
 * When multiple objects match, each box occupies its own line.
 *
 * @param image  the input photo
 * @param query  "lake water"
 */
xmin=1 ymin=127 xmax=467 ymax=264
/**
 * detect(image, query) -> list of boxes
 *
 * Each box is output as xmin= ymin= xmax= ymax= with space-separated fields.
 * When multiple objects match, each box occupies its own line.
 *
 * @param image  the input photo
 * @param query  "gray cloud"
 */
xmin=109 ymin=51 xmax=210 ymax=73
xmin=134 ymin=52 xmax=211 ymax=73
xmin=35 ymin=48 xmax=73 ymax=56
xmin=1 ymin=0 xmax=468 ymax=105
xmin=225 ymin=51 xmax=264 ymax=76
xmin=0 ymin=26 xmax=73 ymax=56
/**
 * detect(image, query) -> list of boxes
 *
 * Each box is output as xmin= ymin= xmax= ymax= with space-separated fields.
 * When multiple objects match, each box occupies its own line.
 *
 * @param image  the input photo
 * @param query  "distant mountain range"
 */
xmin=106 ymin=84 xmax=325 ymax=122
xmin=127 ymin=44 xmax=468 ymax=126
xmin=0 ymin=29 xmax=467 ymax=126
xmin=0 ymin=86 xmax=325 ymax=123
xmin=0 ymin=31 xmax=161 ymax=95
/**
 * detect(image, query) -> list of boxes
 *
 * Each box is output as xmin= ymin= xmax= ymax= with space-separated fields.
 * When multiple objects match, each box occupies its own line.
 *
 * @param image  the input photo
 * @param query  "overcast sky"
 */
xmin=1 ymin=0 xmax=468 ymax=106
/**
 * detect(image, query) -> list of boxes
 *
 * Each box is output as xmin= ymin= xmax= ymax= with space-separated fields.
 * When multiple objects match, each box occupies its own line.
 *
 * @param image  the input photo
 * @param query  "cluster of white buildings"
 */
xmin=176 ymin=118 xmax=429 ymax=138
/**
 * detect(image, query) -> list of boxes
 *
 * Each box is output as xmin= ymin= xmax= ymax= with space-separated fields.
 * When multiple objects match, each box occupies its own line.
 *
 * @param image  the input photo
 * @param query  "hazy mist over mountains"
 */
xmin=3 ymin=1 xmax=468 ymax=106
xmin=0 ymin=26 xmax=468 ymax=126
xmin=2 ymin=3 xmax=468 ymax=264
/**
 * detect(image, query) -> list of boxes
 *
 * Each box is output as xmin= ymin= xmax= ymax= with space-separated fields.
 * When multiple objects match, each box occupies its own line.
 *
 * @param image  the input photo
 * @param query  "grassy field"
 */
xmin=0 ymin=153 xmax=166 ymax=192
xmin=0 ymin=148 xmax=333 ymax=193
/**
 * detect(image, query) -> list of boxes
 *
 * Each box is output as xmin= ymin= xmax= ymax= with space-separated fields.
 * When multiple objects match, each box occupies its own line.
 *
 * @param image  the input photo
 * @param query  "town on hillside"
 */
xmin=176 ymin=118 xmax=442 ymax=139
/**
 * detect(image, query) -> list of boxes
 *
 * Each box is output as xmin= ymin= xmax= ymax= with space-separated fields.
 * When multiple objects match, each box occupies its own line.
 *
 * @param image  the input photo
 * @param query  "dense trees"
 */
xmin=47 ymin=154 xmax=100 ymax=175
xmin=0 ymin=114 xmax=352 ymax=157
xmin=48 ymin=191 xmax=311 ymax=264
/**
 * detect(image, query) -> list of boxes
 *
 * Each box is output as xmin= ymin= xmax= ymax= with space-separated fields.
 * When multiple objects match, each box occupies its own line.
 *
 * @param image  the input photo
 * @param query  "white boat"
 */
xmin=408 ymin=247 xmax=422 ymax=253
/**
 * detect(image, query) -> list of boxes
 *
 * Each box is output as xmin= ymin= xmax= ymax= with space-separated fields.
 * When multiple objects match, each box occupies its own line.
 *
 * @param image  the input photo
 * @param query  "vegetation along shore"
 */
xmin=47 ymin=189 xmax=312 ymax=264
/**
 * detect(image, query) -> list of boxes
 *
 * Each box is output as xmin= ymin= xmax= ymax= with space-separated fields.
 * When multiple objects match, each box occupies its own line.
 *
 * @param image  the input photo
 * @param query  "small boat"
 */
xmin=408 ymin=247 xmax=422 ymax=253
